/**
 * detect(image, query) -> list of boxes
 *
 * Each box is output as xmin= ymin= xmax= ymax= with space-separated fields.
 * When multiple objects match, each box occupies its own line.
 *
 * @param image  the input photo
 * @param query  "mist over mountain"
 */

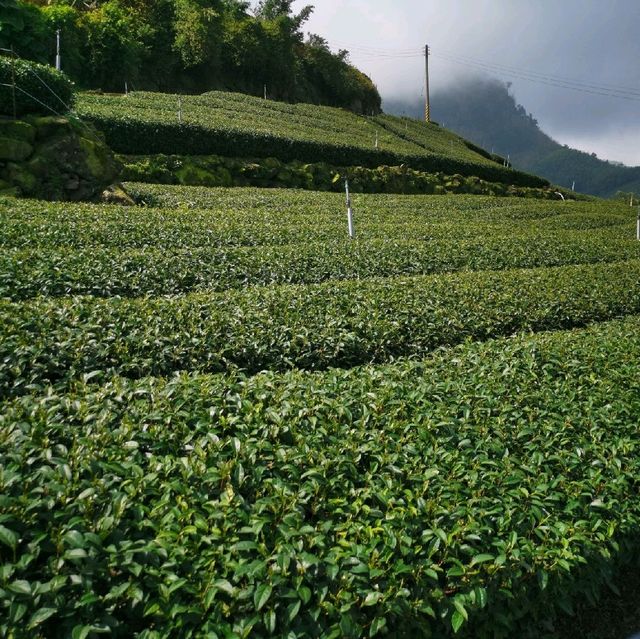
xmin=384 ymin=78 xmax=640 ymax=198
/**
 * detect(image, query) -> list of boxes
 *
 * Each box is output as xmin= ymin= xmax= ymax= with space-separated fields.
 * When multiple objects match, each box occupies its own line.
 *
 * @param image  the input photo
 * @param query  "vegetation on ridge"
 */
xmin=3 ymin=0 xmax=380 ymax=114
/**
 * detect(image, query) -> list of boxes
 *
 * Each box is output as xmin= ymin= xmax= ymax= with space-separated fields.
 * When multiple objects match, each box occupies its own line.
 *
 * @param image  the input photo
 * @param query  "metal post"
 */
xmin=375 ymin=131 xmax=378 ymax=149
xmin=177 ymin=96 xmax=182 ymax=124
xmin=125 ymin=81 xmax=128 ymax=96
xmin=264 ymin=84 xmax=267 ymax=100
xmin=55 ymin=29 xmax=61 ymax=71
xmin=424 ymin=44 xmax=431 ymax=123
xmin=572 ymin=180 xmax=575 ymax=191
xmin=345 ymin=179 xmax=355 ymax=239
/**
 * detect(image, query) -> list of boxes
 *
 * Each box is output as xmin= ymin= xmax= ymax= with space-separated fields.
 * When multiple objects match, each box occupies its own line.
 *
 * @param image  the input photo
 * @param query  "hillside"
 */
xmin=385 ymin=77 xmax=640 ymax=198
xmin=77 ymin=90 xmax=548 ymax=188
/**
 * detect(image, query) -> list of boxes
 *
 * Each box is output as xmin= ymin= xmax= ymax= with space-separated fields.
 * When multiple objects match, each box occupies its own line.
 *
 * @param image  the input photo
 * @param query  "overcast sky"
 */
xmin=288 ymin=0 xmax=640 ymax=166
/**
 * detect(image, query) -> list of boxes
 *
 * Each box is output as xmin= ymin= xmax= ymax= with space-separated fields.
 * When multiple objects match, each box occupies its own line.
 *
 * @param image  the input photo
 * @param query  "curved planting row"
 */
xmin=2 ymin=317 xmax=640 ymax=638
xmin=2 ymin=236 xmax=640 ymax=300
xmin=2 ymin=260 xmax=640 ymax=397
xmin=0 ymin=192 xmax=631 ymax=251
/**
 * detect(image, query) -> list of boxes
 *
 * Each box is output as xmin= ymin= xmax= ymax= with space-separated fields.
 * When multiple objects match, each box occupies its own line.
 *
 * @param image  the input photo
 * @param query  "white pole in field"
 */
xmin=125 ymin=81 xmax=128 ymax=96
xmin=637 ymin=207 xmax=640 ymax=241
xmin=264 ymin=84 xmax=267 ymax=100
xmin=55 ymin=29 xmax=61 ymax=71
xmin=177 ymin=96 xmax=182 ymax=124
xmin=345 ymin=179 xmax=355 ymax=239
xmin=572 ymin=181 xmax=575 ymax=191
xmin=375 ymin=131 xmax=378 ymax=149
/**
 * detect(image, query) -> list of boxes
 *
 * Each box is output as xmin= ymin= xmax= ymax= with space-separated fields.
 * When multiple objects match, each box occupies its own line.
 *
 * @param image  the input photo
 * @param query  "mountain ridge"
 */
xmin=385 ymin=77 xmax=640 ymax=198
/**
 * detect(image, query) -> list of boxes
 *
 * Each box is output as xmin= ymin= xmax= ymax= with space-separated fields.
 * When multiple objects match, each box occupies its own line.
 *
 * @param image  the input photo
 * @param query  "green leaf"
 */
xmin=369 ymin=616 xmax=386 ymax=637
xmin=474 ymin=586 xmax=488 ymax=608
xmin=451 ymin=610 xmax=465 ymax=634
xmin=470 ymin=553 xmax=494 ymax=566
xmin=363 ymin=591 xmax=382 ymax=606
xmin=453 ymin=598 xmax=468 ymax=621
xmin=212 ymin=579 xmax=234 ymax=595
xmin=8 ymin=580 xmax=31 ymax=596
xmin=0 ymin=524 xmax=18 ymax=551
xmin=254 ymin=584 xmax=272 ymax=611
xmin=27 ymin=608 xmax=57 ymax=629
xmin=71 ymin=626 xmax=91 ymax=639
xmin=263 ymin=609 xmax=276 ymax=634
xmin=286 ymin=600 xmax=301 ymax=623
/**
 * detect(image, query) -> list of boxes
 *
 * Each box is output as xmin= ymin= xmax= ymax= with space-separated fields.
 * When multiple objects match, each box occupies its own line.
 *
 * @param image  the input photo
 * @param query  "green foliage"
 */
xmin=5 ymin=0 xmax=382 ymax=112
xmin=0 ymin=0 xmax=49 ymax=62
xmin=0 ymin=56 xmax=75 ymax=116
xmin=77 ymin=91 xmax=548 ymax=187
xmin=1 ymin=181 xmax=639 ymax=636
xmin=0 ymin=187 xmax=635 ymax=299
xmin=3 ymin=257 xmax=640 ymax=395
xmin=119 ymin=153 xmax=562 ymax=196
xmin=2 ymin=316 xmax=640 ymax=637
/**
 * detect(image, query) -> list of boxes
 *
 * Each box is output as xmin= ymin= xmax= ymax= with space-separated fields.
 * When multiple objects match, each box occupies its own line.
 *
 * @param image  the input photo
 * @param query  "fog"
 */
xmin=291 ymin=0 xmax=640 ymax=165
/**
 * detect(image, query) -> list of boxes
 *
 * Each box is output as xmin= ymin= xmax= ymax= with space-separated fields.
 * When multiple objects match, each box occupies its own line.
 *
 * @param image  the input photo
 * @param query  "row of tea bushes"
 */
xmin=2 ymin=317 xmax=640 ymax=637
xmin=3 ymin=235 xmax=640 ymax=300
xmin=0 ymin=190 xmax=630 ymax=252
xmin=2 ymin=260 xmax=640 ymax=396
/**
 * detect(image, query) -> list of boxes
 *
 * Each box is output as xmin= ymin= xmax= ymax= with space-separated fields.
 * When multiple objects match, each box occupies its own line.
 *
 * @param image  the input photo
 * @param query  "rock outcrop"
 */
xmin=0 ymin=115 xmax=120 ymax=201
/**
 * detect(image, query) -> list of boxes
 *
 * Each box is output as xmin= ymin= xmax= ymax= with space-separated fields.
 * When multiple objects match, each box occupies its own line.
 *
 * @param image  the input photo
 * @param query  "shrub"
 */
xmin=0 ymin=56 xmax=75 ymax=116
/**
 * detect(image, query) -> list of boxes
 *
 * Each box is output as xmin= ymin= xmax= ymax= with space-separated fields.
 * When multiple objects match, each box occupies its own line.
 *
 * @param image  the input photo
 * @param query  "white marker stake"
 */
xmin=375 ymin=131 xmax=378 ymax=149
xmin=178 ymin=97 xmax=182 ymax=124
xmin=345 ymin=180 xmax=355 ymax=239
xmin=55 ymin=29 xmax=61 ymax=71
xmin=572 ymin=181 xmax=575 ymax=191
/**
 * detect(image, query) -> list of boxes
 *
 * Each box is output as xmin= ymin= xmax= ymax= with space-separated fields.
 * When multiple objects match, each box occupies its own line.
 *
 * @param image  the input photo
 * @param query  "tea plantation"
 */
xmin=76 ymin=92 xmax=547 ymax=188
xmin=1 ymin=185 xmax=639 ymax=639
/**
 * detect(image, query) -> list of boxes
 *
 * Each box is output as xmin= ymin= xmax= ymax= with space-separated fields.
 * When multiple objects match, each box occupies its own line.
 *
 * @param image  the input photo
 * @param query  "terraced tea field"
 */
xmin=76 ymin=92 xmax=546 ymax=187
xmin=1 ymin=186 xmax=639 ymax=639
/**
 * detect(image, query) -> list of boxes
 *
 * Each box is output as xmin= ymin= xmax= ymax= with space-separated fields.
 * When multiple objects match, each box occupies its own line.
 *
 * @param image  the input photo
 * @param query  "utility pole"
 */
xmin=55 ymin=29 xmax=61 ymax=71
xmin=424 ymin=44 xmax=431 ymax=123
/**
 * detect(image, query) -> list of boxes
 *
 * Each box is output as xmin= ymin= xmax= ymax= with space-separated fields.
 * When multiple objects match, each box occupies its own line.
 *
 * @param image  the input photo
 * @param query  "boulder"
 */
xmin=0 ymin=136 xmax=33 ymax=161
xmin=0 ymin=115 xmax=121 ymax=201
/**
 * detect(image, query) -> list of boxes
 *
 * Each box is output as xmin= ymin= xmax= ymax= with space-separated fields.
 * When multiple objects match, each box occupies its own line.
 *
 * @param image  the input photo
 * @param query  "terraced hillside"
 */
xmin=76 ymin=92 xmax=547 ymax=188
xmin=1 ymin=185 xmax=639 ymax=639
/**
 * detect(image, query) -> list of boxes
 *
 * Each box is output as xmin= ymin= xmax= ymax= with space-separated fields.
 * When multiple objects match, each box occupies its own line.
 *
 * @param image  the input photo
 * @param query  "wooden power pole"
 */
xmin=424 ymin=44 xmax=431 ymax=123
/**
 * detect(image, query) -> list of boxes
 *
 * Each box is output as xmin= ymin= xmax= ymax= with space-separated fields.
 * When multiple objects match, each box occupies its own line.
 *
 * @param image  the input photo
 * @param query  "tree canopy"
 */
xmin=1 ymin=0 xmax=381 ymax=114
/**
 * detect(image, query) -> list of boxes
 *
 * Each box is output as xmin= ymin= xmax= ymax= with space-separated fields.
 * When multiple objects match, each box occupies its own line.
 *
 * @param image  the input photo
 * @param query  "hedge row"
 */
xmin=76 ymin=92 xmax=548 ymax=188
xmin=2 ymin=260 xmax=640 ymax=396
xmin=0 ymin=57 xmax=75 ymax=117
xmin=83 ymin=113 xmax=548 ymax=188
xmin=0 ymin=189 xmax=631 ymax=251
xmin=3 ymin=235 xmax=640 ymax=300
xmin=2 ymin=316 xmax=640 ymax=638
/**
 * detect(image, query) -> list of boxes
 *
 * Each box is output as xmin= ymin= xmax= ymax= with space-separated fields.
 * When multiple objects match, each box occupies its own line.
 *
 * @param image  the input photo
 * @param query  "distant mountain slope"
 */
xmin=385 ymin=78 xmax=640 ymax=198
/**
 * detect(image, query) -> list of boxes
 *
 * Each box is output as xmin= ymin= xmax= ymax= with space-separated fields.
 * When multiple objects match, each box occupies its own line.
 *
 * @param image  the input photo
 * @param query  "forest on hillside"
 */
xmin=0 ymin=0 xmax=381 ymax=114
xmin=386 ymin=77 xmax=640 ymax=198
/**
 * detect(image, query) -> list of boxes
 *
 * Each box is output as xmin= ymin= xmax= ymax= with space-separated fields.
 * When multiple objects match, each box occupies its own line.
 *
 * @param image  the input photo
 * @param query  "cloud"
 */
xmin=293 ymin=0 xmax=640 ymax=164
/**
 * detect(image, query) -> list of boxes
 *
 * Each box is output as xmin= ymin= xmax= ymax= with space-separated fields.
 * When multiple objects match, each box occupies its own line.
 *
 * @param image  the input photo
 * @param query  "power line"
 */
xmin=324 ymin=40 xmax=640 ymax=103
xmin=432 ymin=50 xmax=640 ymax=100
